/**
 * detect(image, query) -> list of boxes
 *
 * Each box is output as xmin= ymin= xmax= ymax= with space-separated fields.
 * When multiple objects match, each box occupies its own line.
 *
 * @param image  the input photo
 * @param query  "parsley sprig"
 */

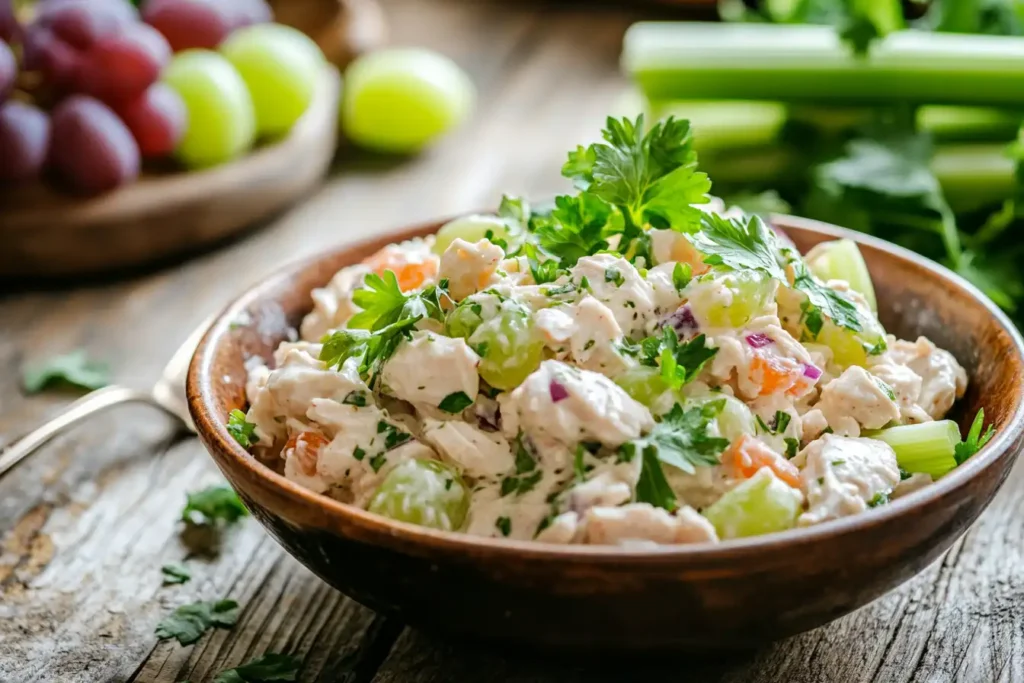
xmin=954 ymin=408 xmax=996 ymax=465
xmin=347 ymin=271 xmax=450 ymax=331
xmin=690 ymin=211 xmax=866 ymax=334
xmin=319 ymin=316 xmax=420 ymax=385
xmin=638 ymin=328 xmax=718 ymax=390
xmin=623 ymin=401 xmax=730 ymax=511
xmin=213 ymin=653 xmax=302 ymax=683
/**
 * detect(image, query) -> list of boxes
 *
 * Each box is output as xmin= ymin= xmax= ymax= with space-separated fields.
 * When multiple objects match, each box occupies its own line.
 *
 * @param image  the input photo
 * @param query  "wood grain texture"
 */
xmin=2 ymin=0 xmax=1023 ymax=681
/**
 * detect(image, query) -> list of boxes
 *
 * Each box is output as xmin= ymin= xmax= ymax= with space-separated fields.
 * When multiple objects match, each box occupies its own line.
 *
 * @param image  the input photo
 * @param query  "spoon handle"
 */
xmin=0 ymin=385 xmax=155 ymax=478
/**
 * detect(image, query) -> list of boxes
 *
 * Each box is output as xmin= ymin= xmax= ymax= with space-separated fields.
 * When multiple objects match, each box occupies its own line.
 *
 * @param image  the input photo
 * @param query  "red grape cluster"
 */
xmin=0 ymin=0 xmax=271 ymax=195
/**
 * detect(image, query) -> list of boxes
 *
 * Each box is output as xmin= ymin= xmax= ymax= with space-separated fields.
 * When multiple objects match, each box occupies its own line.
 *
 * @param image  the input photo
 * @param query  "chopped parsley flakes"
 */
xmin=227 ymin=409 xmax=258 ymax=449
xmin=438 ymin=391 xmax=474 ymax=414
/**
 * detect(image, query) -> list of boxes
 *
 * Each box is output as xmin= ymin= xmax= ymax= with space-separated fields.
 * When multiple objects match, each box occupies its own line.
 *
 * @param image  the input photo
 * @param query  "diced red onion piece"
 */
xmin=663 ymin=304 xmax=698 ymax=336
xmin=745 ymin=332 xmax=774 ymax=348
xmin=549 ymin=380 xmax=569 ymax=403
xmin=802 ymin=363 xmax=823 ymax=380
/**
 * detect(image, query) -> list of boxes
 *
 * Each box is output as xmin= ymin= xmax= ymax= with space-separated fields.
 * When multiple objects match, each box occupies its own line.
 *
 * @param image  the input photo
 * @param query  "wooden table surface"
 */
xmin=2 ymin=1 xmax=1023 ymax=681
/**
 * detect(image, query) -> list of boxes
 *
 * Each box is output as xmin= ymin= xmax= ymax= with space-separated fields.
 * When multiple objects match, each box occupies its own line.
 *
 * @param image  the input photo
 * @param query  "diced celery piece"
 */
xmin=869 ymin=420 xmax=961 ymax=478
xmin=702 ymin=468 xmax=801 ymax=539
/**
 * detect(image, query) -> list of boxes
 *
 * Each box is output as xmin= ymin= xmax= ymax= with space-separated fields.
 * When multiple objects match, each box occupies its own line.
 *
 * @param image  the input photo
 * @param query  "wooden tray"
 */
xmin=0 ymin=0 xmax=384 ymax=279
xmin=0 ymin=68 xmax=341 ymax=277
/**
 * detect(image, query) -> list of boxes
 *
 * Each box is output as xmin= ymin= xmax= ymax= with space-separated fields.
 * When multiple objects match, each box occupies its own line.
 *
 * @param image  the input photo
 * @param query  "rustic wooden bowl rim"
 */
xmin=187 ymin=214 xmax=1024 ymax=562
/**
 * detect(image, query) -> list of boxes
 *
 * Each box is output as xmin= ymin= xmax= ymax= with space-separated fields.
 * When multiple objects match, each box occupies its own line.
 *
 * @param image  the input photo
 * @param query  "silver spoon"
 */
xmin=0 ymin=318 xmax=211 ymax=478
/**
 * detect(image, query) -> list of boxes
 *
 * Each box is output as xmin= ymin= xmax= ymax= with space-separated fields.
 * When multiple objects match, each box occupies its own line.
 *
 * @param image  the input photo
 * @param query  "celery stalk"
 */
xmin=870 ymin=421 xmax=962 ymax=478
xmin=624 ymin=23 xmax=1024 ymax=106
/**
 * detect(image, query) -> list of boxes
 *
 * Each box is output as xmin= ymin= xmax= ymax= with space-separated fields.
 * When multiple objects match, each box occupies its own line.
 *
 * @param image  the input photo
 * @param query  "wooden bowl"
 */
xmin=186 ymin=215 xmax=1024 ymax=652
xmin=0 ymin=67 xmax=341 ymax=278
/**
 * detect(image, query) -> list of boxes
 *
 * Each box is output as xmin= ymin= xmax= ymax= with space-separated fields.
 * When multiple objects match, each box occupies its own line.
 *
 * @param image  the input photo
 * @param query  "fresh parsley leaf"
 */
xmin=790 ymin=259 xmax=864 ymax=333
xmin=227 ymin=409 xmax=258 ymax=448
xmin=347 ymin=271 xmax=450 ymax=331
xmin=155 ymin=599 xmax=239 ymax=645
xmin=689 ymin=213 xmax=787 ymax=279
xmin=640 ymin=328 xmax=717 ymax=390
xmin=212 ymin=653 xmax=301 ymax=683
xmin=635 ymin=447 xmax=679 ymax=511
xmin=161 ymin=563 xmax=191 ymax=585
xmin=563 ymin=115 xmax=711 ymax=232
xmin=438 ymin=391 xmax=474 ymax=414
xmin=531 ymin=193 xmax=612 ymax=267
xmin=498 ymin=194 xmax=531 ymax=226
xmin=954 ymin=408 xmax=996 ymax=465
xmin=672 ymin=262 xmax=692 ymax=292
xmin=521 ymin=242 xmax=562 ymax=284
xmin=495 ymin=516 xmax=512 ymax=537
xmin=626 ymin=401 xmax=730 ymax=510
xmin=320 ymin=316 xmax=421 ymax=385
xmin=21 ymin=350 xmax=110 ymax=394
xmin=181 ymin=485 xmax=248 ymax=526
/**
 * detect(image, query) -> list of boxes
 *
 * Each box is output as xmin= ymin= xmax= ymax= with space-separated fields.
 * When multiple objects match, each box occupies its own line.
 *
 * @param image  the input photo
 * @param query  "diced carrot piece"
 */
xmin=284 ymin=431 xmax=330 ymax=477
xmin=750 ymin=353 xmax=800 ymax=396
xmin=361 ymin=249 xmax=439 ymax=292
xmin=670 ymin=237 xmax=711 ymax=275
xmin=723 ymin=434 xmax=801 ymax=488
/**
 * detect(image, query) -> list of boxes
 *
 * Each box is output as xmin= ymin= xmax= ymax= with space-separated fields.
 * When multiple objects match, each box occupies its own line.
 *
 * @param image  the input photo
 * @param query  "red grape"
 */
xmin=0 ymin=39 xmax=13 ymax=102
xmin=226 ymin=0 xmax=273 ymax=30
xmin=141 ymin=0 xmax=232 ymax=52
xmin=50 ymin=95 xmax=140 ymax=194
xmin=22 ymin=0 xmax=137 ymax=92
xmin=34 ymin=0 xmax=135 ymax=48
xmin=116 ymin=82 xmax=185 ymax=157
xmin=77 ymin=23 xmax=170 ymax=102
xmin=0 ymin=101 xmax=50 ymax=183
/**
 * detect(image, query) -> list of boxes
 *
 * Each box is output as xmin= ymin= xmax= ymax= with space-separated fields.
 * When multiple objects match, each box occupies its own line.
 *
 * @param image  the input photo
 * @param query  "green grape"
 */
xmin=162 ymin=50 xmax=256 ymax=168
xmin=432 ymin=214 xmax=513 ymax=256
xmin=446 ymin=295 xmax=543 ymax=390
xmin=702 ymin=468 xmax=801 ymax=539
xmin=614 ymin=365 xmax=670 ymax=408
xmin=805 ymin=239 xmax=878 ymax=313
xmin=813 ymin=315 xmax=887 ymax=368
xmin=220 ymin=24 xmax=325 ymax=138
xmin=712 ymin=395 xmax=755 ymax=442
xmin=341 ymin=48 xmax=474 ymax=154
xmin=688 ymin=271 xmax=776 ymax=328
xmin=368 ymin=459 xmax=470 ymax=531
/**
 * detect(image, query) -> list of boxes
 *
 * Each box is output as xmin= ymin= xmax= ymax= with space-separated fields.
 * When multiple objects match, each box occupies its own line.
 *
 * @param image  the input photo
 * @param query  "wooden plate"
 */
xmin=0 ymin=67 xmax=341 ymax=278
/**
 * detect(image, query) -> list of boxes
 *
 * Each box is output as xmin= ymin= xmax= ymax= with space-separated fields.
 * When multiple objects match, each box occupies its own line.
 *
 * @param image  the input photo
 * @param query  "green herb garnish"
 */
xmin=155 ymin=599 xmax=239 ymax=645
xmin=22 ymin=350 xmax=110 ymax=394
xmin=181 ymin=485 xmax=248 ymax=526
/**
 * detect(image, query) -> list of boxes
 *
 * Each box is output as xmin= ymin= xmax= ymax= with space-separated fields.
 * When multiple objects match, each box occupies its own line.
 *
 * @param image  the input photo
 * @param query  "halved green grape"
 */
xmin=368 ymin=459 xmax=470 ymax=531
xmin=614 ymin=365 xmax=670 ymax=408
xmin=813 ymin=314 xmax=887 ymax=368
xmin=162 ymin=49 xmax=255 ymax=168
xmin=702 ymin=468 xmax=801 ymax=539
xmin=220 ymin=23 xmax=325 ymax=137
xmin=804 ymin=239 xmax=878 ymax=313
xmin=432 ymin=214 xmax=514 ymax=256
xmin=446 ymin=295 xmax=543 ymax=390
xmin=688 ymin=271 xmax=777 ymax=328
xmin=341 ymin=48 xmax=474 ymax=154
xmin=712 ymin=395 xmax=755 ymax=442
